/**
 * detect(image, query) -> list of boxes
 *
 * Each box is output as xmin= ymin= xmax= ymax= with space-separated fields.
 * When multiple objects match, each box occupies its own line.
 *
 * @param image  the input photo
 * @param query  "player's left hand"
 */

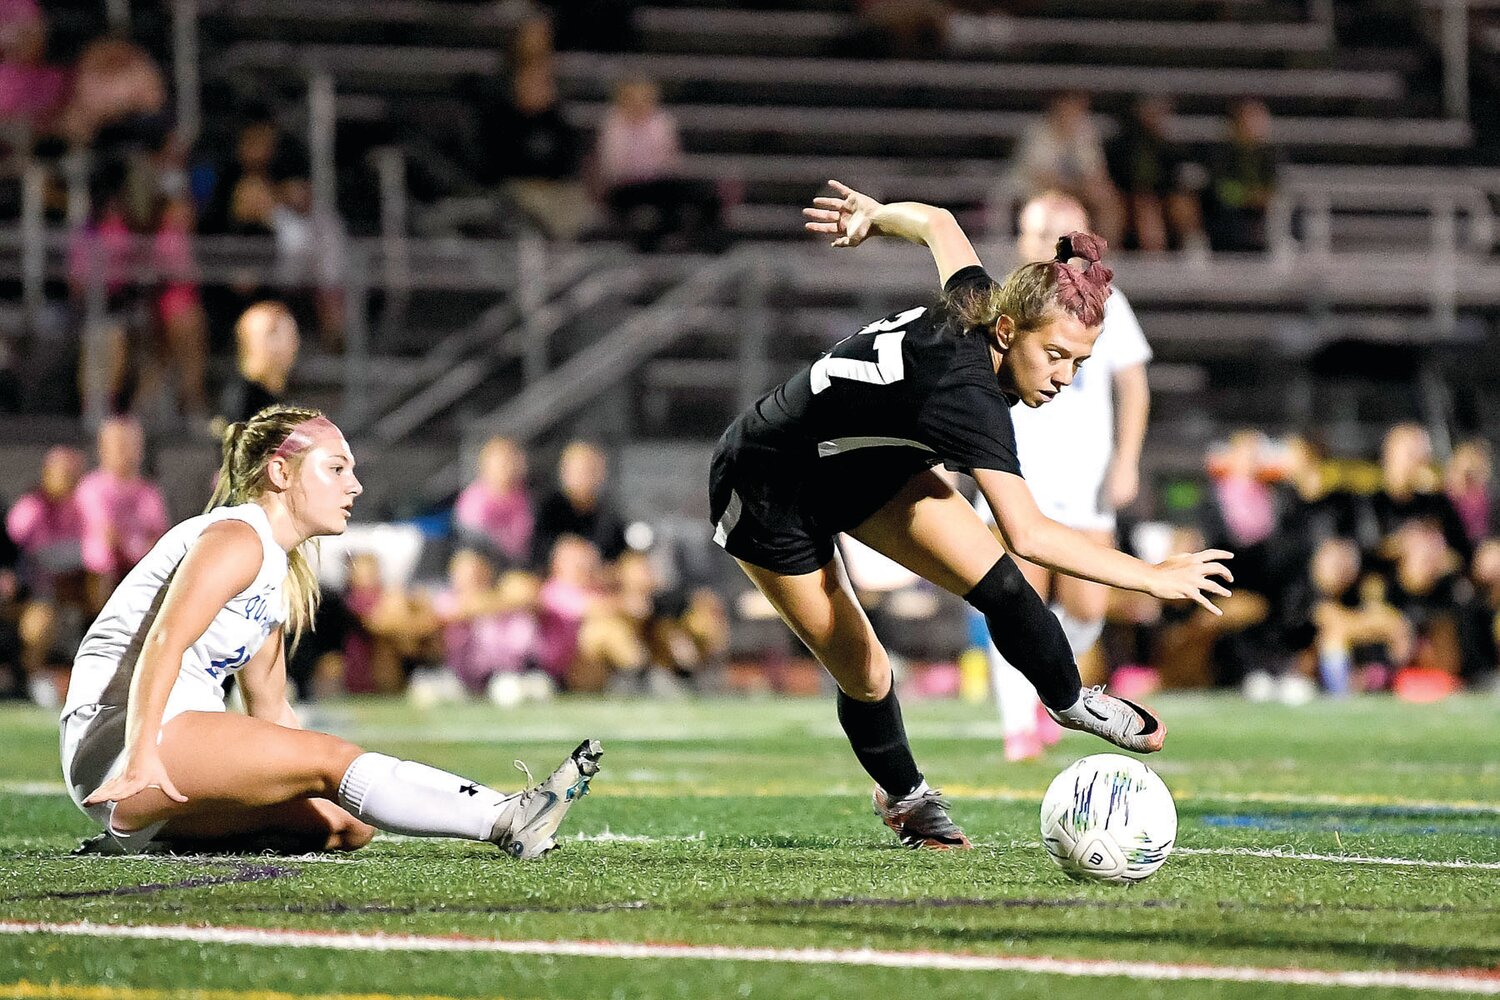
xmin=1149 ymin=549 xmax=1235 ymax=616
xmin=1103 ymin=459 xmax=1141 ymax=509
xmin=802 ymin=180 xmax=882 ymax=248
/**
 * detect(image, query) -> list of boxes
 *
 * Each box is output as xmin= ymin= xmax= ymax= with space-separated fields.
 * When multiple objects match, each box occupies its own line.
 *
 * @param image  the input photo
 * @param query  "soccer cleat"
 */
xmin=489 ymin=739 xmax=604 ymax=859
xmin=1046 ymin=685 xmax=1166 ymax=754
xmin=873 ymin=782 xmax=973 ymax=850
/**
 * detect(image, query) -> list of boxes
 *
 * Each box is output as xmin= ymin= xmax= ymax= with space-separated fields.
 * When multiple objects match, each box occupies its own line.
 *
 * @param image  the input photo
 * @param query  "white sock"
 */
xmin=1052 ymin=606 xmax=1104 ymax=660
xmin=987 ymin=644 xmax=1041 ymax=739
xmin=337 ymin=752 xmax=510 ymax=841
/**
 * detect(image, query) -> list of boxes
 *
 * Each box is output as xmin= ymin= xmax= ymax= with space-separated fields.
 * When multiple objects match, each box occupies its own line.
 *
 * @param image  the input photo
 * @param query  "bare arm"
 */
xmin=83 ymin=521 xmax=263 ymax=806
xmin=803 ymin=180 xmax=982 ymax=287
xmin=1104 ymin=362 xmax=1150 ymax=509
xmin=975 ymin=468 xmax=1233 ymax=615
xmin=239 ymin=627 xmax=300 ymax=729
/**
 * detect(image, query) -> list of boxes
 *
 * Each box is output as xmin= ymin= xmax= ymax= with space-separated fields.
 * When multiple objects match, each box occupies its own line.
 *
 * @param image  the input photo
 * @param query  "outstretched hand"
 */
xmin=802 ymin=179 xmax=883 ymax=248
xmin=83 ymin=749 xmax=187 ymax=808
xmin=1150 ymin=549 xmax=1235 ymax=616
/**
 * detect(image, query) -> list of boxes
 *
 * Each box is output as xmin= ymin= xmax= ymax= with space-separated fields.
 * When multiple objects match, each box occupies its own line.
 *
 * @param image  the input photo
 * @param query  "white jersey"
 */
xmin=1007 ymin=287 xmax=1151 ymax=529
xmin=63 ymin=502 xmax=289 ymax=717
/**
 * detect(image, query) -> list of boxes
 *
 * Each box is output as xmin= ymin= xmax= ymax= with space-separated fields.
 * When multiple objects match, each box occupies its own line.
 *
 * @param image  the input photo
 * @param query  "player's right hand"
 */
xmin=1149 ymin=549 xmax=1234 ymax=616
xmin=84 ymin=749 xmax=188 ymax=806
xmin=802 ymin=179 xmax=882 ymax=248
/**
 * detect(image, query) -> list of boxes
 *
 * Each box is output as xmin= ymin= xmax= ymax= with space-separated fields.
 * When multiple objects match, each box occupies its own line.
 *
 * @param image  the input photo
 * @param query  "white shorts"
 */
xmin=59 ymin=678 xmax=225 ymax=853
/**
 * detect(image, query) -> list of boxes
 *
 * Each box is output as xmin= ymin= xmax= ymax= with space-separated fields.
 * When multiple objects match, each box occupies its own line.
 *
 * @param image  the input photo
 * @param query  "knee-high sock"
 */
xmin=988 ymin=645 xmax=1042 ymax=738
xmin=836 ymin=688 xmax=923 ymax=800
xmin=337 ymin=753 xmax=508 ymax=840
xmin=1053 ymin=606 xmax=1105 ymax=660
xmin=964 ymin=556 xmax=1081 ymax=711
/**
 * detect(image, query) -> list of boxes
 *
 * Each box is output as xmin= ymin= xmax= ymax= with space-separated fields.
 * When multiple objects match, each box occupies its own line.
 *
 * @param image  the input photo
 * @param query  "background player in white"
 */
xmin=63 ymin=404 xmax=601 ymax=857
xmin=986 ymin=191 xmax=1153 ymax=761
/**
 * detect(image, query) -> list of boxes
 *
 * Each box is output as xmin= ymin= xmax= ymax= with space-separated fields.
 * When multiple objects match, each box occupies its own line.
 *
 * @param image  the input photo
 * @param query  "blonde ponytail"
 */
xmin=205 ymin=404 xmax=327 ymax=650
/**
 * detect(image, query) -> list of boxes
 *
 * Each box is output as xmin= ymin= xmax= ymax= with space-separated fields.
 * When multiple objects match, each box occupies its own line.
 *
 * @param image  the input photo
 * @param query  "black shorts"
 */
xmin=708 ymin=439 xmax=834 ymax=576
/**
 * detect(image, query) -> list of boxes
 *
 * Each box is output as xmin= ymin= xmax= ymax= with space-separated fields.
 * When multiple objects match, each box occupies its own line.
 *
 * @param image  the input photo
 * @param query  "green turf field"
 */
xmin=2 ymin=694 xmax=1498 ymax=1000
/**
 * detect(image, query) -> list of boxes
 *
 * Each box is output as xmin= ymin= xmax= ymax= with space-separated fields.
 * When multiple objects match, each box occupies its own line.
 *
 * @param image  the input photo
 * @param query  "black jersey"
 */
xmin=715 ymin=266 xmax=1022 ymax=540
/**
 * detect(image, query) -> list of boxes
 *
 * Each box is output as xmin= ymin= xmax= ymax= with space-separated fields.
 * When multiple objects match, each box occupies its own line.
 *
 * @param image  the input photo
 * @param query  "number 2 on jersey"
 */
xmin=810 ymin=306 xmax=926 ymax=395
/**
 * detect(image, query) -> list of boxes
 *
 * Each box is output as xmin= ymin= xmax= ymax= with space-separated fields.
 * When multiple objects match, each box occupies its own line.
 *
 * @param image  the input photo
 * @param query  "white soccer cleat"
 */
xmin=1046 ymin=685 xmax=1166 ymax=754
xmin=489 ymin=739 xmax=604 ymax=859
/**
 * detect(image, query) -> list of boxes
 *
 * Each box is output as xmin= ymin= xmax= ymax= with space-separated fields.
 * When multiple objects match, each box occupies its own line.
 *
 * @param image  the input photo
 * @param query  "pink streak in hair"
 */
xmin=272 ymin=416 xmax=340 ymax=460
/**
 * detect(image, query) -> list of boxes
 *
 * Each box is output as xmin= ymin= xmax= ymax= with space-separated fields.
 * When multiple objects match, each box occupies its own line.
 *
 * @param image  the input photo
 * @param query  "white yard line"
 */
xmin=1174 ymin=847 xmax=1500 ymax=870
xmin=0 ymin=921 xmax=1495 ymax=994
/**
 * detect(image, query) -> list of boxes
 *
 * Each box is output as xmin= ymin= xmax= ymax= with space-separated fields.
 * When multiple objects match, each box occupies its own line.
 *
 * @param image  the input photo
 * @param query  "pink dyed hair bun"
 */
xmin=1051 ymin=230 xmax=1113 ymax=326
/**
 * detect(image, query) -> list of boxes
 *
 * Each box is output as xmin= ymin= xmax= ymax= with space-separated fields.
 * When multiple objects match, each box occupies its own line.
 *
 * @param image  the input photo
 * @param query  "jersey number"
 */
xmin=810 ymin=306 xmax=926 ymax=395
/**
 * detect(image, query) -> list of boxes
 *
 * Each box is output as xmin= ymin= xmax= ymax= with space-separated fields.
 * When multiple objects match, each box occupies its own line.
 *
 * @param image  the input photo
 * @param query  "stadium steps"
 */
xmin=633 ymin=7 xmax=1337 ymax=68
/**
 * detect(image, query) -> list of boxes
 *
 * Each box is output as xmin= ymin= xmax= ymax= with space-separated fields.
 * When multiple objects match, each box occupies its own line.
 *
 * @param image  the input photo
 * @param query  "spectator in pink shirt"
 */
xmin=433 ymin=548 xmax=540 ymax=694
xmin=0 ymin=6 xmax=69 ymax=139
xmin=454 ymin=435 xmax=534 ymax=569
xmin=75 ymin=416 xmax=168 ymax=609
xmin=5 ymin=445 xmax=87 ymax=705
xmin=595 ymin=77 xmax=722 ymax=252
xmin=534 ymin=534 xmax=605 ymax=686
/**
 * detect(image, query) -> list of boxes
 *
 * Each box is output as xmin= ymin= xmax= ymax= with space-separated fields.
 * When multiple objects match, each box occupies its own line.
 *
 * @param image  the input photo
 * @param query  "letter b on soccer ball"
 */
xmin=1039 ymin=753 xmax=1177 ymax=883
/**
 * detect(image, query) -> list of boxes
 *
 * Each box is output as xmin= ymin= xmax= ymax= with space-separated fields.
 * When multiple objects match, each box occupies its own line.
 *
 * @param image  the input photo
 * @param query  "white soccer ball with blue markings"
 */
xmin=1040 ymin=754 xmax=1177 ymax=883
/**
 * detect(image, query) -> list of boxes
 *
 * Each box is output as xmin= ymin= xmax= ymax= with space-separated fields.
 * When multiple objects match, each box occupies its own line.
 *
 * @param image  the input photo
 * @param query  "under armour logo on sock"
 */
xmin=459 ymin=783 xmax=478 ymax=796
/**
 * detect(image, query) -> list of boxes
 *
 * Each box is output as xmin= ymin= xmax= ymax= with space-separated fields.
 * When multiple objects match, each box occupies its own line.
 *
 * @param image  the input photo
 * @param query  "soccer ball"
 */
xmin=1039 ymin=754 xmax=1177 ymax=883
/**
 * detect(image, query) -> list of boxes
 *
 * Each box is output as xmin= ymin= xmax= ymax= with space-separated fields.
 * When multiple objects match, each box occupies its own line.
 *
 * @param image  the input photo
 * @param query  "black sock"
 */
xmin=836 ymin=687 xmax=923 ymax=800
xmin=964 ymin=555 xmax=1082 ymax=711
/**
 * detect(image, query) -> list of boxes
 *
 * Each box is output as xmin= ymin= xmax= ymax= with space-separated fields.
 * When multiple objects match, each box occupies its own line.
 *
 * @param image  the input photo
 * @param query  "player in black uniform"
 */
xmin=709 ymin=181 xmax=1233 ymax=849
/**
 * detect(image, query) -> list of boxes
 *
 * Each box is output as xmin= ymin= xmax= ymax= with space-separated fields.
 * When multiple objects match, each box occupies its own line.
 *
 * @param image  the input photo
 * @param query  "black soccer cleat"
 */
xmin=873 ymin=782 xmax=973 ymax=850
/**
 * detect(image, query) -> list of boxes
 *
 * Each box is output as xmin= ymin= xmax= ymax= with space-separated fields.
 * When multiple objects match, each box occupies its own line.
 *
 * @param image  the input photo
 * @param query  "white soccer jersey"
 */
xmin=63 ymin=502 xmax=289 ymax=717
xmin=1007 ymin=287 xmax=1151 ymax=529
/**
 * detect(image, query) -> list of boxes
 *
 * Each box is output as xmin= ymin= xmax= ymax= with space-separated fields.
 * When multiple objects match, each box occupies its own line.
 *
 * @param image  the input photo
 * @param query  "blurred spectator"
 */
xmin=68 ymin=161 xmax=147 ymax=417
xmin=200 ymin=116 xmax=282 ymax=237
xmin=57 ymin=37 xmax=168 ymax=153
xmin=1204 ymin=99 xmax=1279 ymax=252
xmin=454 ymin=435 xmax=534 ymax=569
xmin=341 ymin=551 xmax=440 ymax=695
xmin=4 ymin=445 xmax=86 ymax=706
xmin=1384 ymin=521 xmax=1464 ymax=676
xmin=1445 ymin=439 xmax=1494 ymax=545
xmin=535 ymin=534 xmax=606 ymax=688
xmin=217 ymin=301 xmax=298 ymax=428
xmin=340 ymin=548 xmax=423 ymax=695
xmin=0 ymin=6 xmax=69 ymax=140
xmin=531 ymin=441 xmax=629 ymax=568
xmin=468 ymin=58 xmax=590 ymax=240
xmin=594 ymin=77 xmax=722 ymax=252
xmin=141 ymin=195 xmax=209 ymax=419
xmin=75 ymin=415 xmax=167 ymax=609
xmin=432 ymin=548 xmax=541 ymax=695
xmin=1370 ymin=423 xmax=1470 ymax=564
xmin=1458 ymin=539 xmax=1500 ymax=685
xmin=1105 ymin=95 xmax=1206 ymax=254
xmin=511 ymin=12 xmax=557 ymax=69
xmin=1011 ymin=93 xmax=1123 ymax=245
xmin=0 ymin=520 xmax=18 ymax=698
xmin=615 ymin=548 xmax=728 ymax=691
xmin=1306 ymin=536 xmax=1410 ymax=696
xmin=272 ymin=175 xmax=349 ymax=353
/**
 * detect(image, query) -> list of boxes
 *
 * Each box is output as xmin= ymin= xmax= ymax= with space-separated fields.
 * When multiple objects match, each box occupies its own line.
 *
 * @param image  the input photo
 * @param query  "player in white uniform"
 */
xmin=61 ymin=404 xmax=602 ymax=857
xmin=984 ymin=192 xmax=1152 ymax=762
